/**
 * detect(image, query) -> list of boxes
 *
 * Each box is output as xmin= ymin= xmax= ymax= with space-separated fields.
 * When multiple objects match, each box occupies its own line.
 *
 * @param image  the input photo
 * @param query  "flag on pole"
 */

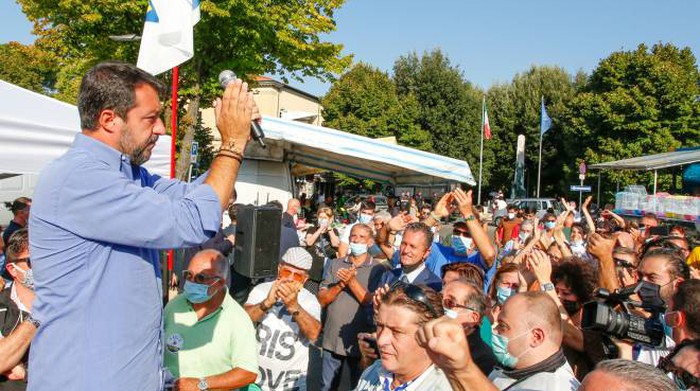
xmin=137 ymin=0 xmax=201 ymax=76
xmin=540 ymin=97 xmax=552 ymax=135
xmin=483 ymin=102 xmax=492 ymax=140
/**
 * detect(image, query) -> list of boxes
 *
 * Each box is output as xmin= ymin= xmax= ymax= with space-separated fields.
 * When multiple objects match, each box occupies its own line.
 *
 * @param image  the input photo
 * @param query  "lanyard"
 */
xmin=382 ymin=376 xmax=414 ymax=391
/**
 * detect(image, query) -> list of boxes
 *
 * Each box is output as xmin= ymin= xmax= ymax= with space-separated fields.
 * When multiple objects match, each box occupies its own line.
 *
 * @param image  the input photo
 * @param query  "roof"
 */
xmin=257 ymin=116 xmax=475 ymax=185
xmin=254 ymin=77 xmax=320 ymax=102
xmin=589 ymin=148 xmax=700 ymax=171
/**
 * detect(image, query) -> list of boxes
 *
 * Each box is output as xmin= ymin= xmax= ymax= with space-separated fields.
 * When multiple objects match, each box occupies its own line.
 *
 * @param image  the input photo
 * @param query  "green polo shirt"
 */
xmin=164 ymin=291 xmax=259 ymax=386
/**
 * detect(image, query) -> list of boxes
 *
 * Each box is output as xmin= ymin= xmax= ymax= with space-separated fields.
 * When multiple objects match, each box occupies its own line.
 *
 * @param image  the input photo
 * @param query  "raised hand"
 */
xmin=453 ymin=188 xmax=474 ymax=218
xmin=434 ymin=193 xmax=454 ymax=219
xmin=417 ymin=318 xmax=472 ymax=373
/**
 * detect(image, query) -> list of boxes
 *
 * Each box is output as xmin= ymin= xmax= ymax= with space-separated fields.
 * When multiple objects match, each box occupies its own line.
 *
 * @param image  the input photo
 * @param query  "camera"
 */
xmin=581 ymin=281 xmax=666 ymax=348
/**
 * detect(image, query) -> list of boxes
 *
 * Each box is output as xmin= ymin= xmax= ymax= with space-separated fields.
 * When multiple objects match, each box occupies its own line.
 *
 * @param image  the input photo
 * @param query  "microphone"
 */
xmin=218 ymin=70 xmax=266 ymax=148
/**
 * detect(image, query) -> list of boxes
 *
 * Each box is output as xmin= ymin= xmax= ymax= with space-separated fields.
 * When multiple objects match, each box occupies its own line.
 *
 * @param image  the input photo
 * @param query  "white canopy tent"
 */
xmin=0 ymin=79 xmax=172 ymax=177
xmin=252 ymin=116 xmax=475 ymax=185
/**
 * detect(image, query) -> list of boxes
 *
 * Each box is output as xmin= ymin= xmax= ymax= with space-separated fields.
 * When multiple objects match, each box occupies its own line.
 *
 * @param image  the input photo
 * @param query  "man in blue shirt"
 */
xmin=28 ymin=61 xmax=257 ymax=391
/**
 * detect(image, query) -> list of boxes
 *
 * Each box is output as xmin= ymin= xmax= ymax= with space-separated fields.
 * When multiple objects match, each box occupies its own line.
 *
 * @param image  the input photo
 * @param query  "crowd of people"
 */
xmin=0 ymin=60 xmax=698 ymax=391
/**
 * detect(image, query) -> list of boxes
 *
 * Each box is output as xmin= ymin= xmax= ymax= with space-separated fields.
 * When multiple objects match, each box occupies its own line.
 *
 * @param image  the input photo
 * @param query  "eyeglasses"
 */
xmin=452 ymin=229 xmax=470 ymax=237
xmin=279 ymin=266 xmax=306 ymax=283
xmin=182 ymin=270 xmax=220 ymax=284
xmin=390 ymin=281 xmax=439 ymax=318
xmin=442 ymin=298 xmax=477 ymax=313
xmin=613 ymin=258 xmax=636 ymax=270
xmin=10 ymin=257 xmax=31 ymax=267
xmin=657 ymin=340 xmax=700 ymax=389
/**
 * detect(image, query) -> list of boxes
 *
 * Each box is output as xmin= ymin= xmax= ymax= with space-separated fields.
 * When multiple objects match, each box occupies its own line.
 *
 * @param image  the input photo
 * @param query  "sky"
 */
xmin=2 ymin=0 xmax=700 ymax=97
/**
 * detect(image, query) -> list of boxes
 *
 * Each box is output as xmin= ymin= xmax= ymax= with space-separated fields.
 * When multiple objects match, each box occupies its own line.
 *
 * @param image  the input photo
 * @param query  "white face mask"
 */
xmin=507 ymin=213 xmax=516 ymax=220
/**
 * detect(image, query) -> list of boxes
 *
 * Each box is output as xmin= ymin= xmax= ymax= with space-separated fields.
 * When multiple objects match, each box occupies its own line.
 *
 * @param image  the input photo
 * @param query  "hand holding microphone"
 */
xmin=218 ymin=70 xmax=266 ymax=148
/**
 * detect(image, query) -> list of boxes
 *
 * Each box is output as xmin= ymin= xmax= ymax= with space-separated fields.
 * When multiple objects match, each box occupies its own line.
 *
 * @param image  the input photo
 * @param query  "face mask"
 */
xmin=561 ymin=299 xmax=581 ymax=316
xmin=14 ymin=266 xmax=34 ymax=290
xmin=393 ymin=232 xmax=403 ymax=248
xmin=444 ymin=308 xmax=459 ymax=319
xmin=451 ymin=236 xmax=472 ymax=253
xmin=358 ymin=214 xmax=373 ymax=224
xmin=570 ymin=240 xmax=585 ymax=248
xmin=491 ymin=329 xmax=532 ymax=369
xmin=507 ymin=213 xmax=516 ymax=220
xmin=544 ymin=221 xmax=556 ymax=230
xmin=518 ymin=232 xmax=530 ymax=242
xmin=496 ymin=286 xmax=515 ymax=305
xmin=349 ymin=242 xmax=368 ymax=256
xmin=661 ymin=313 xmax=674 ymax=338
xmin=638 ymin=281 xmax=666 ymax=309
xmin=183 ymin=280 xmax=214 ymax=304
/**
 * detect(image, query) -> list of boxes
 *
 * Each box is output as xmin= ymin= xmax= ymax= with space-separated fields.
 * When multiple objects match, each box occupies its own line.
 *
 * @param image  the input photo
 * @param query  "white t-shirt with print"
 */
xmin=246 ymin=282 xmax=322 ymax=391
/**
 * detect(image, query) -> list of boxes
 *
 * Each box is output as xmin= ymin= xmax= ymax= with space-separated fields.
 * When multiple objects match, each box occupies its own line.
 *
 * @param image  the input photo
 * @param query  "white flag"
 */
xmin=137 ymin=0 xmax=201 ymax=76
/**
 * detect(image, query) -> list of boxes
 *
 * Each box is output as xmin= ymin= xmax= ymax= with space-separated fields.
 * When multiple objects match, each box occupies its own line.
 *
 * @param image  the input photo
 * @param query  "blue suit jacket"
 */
xmin=379 ymin=265 xmax=442 ymax=293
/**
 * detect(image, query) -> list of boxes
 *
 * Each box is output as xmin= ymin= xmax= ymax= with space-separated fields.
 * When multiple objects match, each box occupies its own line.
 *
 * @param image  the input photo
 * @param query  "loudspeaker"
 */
xmin=233 ymin=205 xmax=281 ymax=278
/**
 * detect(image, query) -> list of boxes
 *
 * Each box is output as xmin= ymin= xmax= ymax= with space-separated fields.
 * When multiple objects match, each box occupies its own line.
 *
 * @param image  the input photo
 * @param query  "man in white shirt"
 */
xmin=355 ymin=283 xmax=451 ymax=390
xmin=245 ymin=248 xmax=321 ymax=391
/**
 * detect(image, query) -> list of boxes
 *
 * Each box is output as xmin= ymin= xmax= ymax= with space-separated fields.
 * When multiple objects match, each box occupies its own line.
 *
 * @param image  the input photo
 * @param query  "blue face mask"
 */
xmin=451 ymin=236 xmax=472 ymax=254
xmin=491 ymin=329 xmax=531 ymax=369
xmin=358 ymin=214 xmax=373 ymax=224
xmin=496 ymin=286 xmax=515 ymax=305
xmin=662 ymin=313 xmax=674 ymax=339
xmin=544 ymin=221 xmax=556 ymax=230
xmin=349 ymin=242 xmax=368 ymax=256
xmin=183 ymin=280 xmax=213 ymax=304
xmin=14 ymin=266 xmax=35 ymax=290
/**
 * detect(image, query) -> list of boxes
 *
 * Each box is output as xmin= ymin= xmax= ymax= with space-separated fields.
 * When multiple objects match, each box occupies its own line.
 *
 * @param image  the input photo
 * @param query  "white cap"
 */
xmin=281 ymin=247 xmax=313 ymax=271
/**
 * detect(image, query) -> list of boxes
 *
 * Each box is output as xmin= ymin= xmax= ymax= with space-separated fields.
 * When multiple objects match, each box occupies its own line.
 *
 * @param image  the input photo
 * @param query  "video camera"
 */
xmin=581 ymin=281 xmax=666 ymax=348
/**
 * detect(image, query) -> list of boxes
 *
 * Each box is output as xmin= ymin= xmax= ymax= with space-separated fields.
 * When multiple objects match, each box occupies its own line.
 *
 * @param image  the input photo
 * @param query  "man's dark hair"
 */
xmin=506 ymin=204 xmax=517 ymax=211
xmin=79 ymin=61 xmax=165 ymax=130
xmin=3 ymin=197 xmax=31 ymax=215
xmin=6 ymin=228 xmax=28 ymax=262
xmin=441 ymin=262 xmax=484 ymax=288
xmin=643 ymin=212 xmax=659 ymax=222
xmin=551 ymin=257 xmax=598 ymax=304
xmin=360 ymin=200 xmax=376 ymax=211
xmin=672 ymin=280 xmax=700 ymax=338
xmin=404 ymin=222 xmax=433 ymax=249
xmin=641 ymin=247 xmax=690 ymax=280
xmin=265 ymin=200 xmax=283 ymax=209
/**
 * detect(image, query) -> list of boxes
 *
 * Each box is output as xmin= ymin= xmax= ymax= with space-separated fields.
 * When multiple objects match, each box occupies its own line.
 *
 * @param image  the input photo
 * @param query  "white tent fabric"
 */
xmin=0 ymin=80 xmax=172 ymax=177
xmin=589 ymin=149 xmax=700 ymax=171
xmin=260 ymin=116 xmax=475 ymax=185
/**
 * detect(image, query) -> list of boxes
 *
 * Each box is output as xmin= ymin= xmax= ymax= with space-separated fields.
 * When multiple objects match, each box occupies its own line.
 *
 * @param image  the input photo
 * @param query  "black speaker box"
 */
xmin=233 ymin=205 xmax=281 ymax=278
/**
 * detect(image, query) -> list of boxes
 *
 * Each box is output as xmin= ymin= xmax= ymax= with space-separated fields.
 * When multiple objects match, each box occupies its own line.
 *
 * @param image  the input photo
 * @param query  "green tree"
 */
xmin=322 ymin=62 xmax=431 ymax=150
xmin=562 ymin=43 xmax=700 ymax=199
xmin=393 ymin=49 xmax=484 ymax=186
xmin=0 ymin=42 xmax=57 ymax=93
xmin=15 ymin=0 xmax=351 ymax=178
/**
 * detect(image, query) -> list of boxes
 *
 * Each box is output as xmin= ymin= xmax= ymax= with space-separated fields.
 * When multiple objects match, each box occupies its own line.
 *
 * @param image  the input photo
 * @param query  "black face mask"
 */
xmin=638 ymin=280 xmax=666 ymax=310
xmin=562 ymin=299 xmax=581 ymax=316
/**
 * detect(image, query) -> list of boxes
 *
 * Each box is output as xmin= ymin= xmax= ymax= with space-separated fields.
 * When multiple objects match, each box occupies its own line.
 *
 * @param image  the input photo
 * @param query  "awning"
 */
xmin=0 ymin=80 xmax=172 ymax=177
xmin=257 ymin=116 xmax=475 ymax=185
xmin=589 ymin=149 xmax=700 ymax=171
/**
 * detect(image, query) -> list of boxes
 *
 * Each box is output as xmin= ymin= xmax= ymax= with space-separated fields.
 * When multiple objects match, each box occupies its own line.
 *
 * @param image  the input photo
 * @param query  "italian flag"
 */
xmin=483 ymin=104 xmax=492 ymax=140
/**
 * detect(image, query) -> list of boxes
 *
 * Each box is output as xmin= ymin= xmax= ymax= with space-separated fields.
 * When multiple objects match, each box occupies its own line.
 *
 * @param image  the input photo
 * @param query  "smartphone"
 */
xmin=365 ymin=337 xmax=380 ymax=357
xmin=649 ymin=226 xmax=669 ymax=236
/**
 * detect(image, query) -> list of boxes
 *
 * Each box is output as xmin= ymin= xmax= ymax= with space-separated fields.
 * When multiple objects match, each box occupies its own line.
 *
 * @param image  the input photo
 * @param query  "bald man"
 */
xmin=488 ymin=291 xmax=579 ymax=390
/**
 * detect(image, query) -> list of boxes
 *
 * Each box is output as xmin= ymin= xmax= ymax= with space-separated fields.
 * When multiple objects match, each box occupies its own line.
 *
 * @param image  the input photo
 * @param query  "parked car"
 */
xmin=508 ymin=198 xmax=565 ymax=221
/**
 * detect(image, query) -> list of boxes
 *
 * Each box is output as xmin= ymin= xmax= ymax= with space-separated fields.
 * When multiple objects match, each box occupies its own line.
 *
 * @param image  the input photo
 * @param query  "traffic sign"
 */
xmin=578 ymin=173 xmax=586 ymax=181
xmin=570 ymin=185 xmax=591 ymax=192
xmin=190 ymin=141 xmax=199 ymax=163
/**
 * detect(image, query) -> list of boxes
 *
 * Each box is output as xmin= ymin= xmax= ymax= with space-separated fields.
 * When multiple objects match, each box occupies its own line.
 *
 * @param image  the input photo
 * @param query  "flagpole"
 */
xmin=167 ymin=65 xmax=179 ymax=275
xmin=537 ymin=96 xmax=543 ymax=198
xmin=478 ymin=96 xmax=485 ymax=206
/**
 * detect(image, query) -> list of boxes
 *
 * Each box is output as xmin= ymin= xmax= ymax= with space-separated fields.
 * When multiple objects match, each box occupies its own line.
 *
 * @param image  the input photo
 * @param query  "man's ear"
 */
xmin=97 ymin=109 xmax=121 ymax=133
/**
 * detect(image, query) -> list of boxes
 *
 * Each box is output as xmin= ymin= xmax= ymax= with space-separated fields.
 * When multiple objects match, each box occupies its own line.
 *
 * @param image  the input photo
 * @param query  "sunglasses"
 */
xmin=452 ymin=229 xmax=470 ymax=237
xmin=657 ymin=339 xmax=700 ymax=389
xmin=279 ymin=266 xmax=306 ymax=283
xmin=182 ymin=270 xmax=220 ymax=284
xmin=442 ymin=298 xmax=477 ymax=313
xmin=10 ymin=257 xmax=31 ymax=268
xmin=390 ymin=281 xmax=439 ymax=317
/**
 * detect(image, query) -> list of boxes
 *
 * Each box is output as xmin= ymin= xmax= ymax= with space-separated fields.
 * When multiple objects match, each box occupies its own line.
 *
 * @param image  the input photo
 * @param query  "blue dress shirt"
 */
xmin=28 ymin=134 xmax=221 ymax=391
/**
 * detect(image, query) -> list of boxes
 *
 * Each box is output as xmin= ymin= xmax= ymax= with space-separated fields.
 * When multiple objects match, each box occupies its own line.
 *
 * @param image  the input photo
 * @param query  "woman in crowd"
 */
xmin=304 ymin=207 xmax=340 ymax=293
xmin=486 ymin=263 xmax=526 ymax=325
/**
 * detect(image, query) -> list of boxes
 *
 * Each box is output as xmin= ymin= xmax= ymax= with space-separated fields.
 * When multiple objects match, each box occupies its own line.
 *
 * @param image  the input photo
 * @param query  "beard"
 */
xmin=120 ymin=127 xmax=158 ymax=165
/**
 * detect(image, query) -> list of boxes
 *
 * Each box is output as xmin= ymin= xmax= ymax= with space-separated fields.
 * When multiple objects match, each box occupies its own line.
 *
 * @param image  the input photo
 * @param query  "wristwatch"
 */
xmin=197 ymin=377 xmax=209 ymax=391
xmin=25 ymin=314 xmax=41 ymax=329
xmin=541 ymin=282 xmax=555 ymax=292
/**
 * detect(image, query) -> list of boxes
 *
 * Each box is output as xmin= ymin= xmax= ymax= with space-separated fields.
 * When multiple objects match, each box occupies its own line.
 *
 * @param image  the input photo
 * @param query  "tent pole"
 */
xmin=597 ymin=173 xmax=601 ymax=204
xmin=653 ymin=170 xmax=658 ymax=195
